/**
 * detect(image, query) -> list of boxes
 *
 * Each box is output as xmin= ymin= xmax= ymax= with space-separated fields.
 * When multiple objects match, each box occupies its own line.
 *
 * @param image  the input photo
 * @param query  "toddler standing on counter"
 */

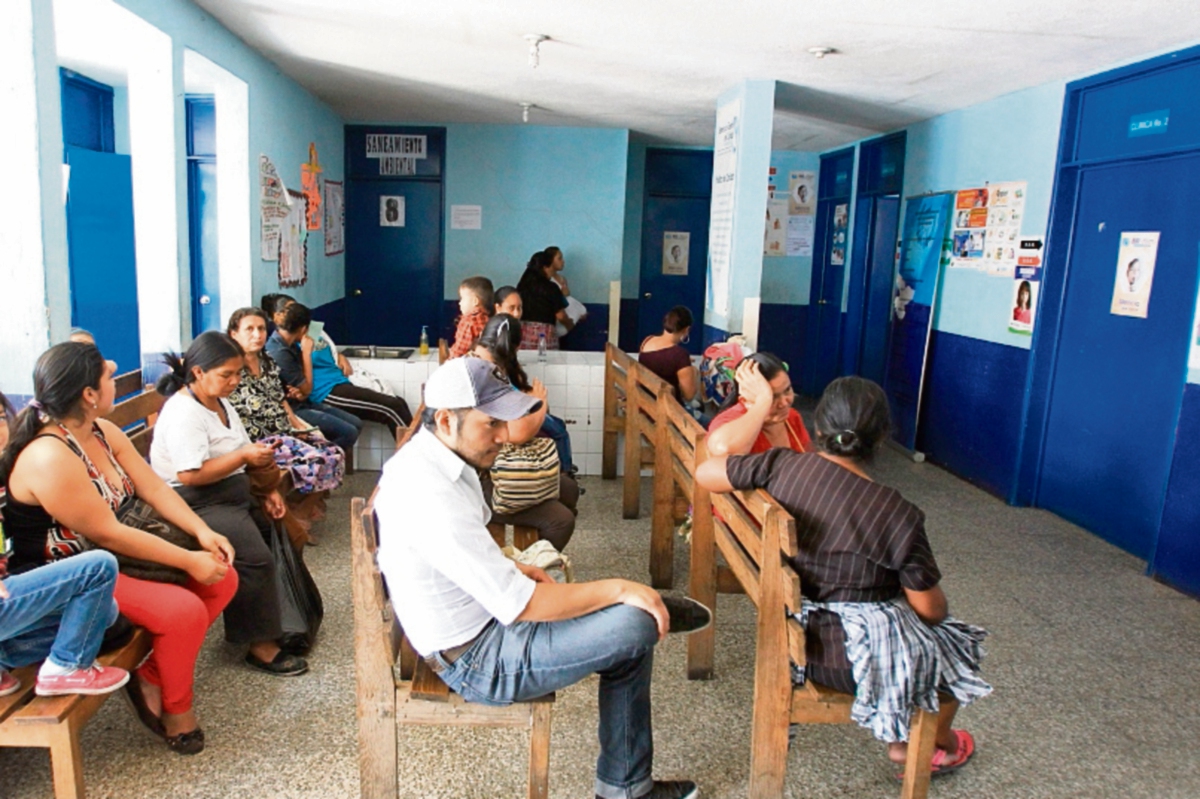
xmin=449 ymin=277 xmax=495 ymax=359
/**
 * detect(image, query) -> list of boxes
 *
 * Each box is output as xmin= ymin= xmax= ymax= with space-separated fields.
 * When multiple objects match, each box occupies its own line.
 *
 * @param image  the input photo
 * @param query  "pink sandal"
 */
xmin=896 ymin=728 xmax=975 ymax=781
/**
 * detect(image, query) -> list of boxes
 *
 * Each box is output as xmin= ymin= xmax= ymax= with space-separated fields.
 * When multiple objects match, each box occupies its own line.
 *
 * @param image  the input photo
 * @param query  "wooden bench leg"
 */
xmin=513 ymin=525 xmax=539 ymax=551
xmin=48 ymin=719 xmax=85 ymax=799
xmin=900 ymin=707 xmax=938 ymax=799
xmin=528 ymin=702 xmax=552 ymax=799
xmin=687 ymin=504 xmax=717 ymax=680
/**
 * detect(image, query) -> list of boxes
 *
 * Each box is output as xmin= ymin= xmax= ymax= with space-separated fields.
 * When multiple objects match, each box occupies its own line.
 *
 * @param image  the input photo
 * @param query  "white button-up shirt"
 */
xmin=374 ymin=428 xmax=535 ymax=656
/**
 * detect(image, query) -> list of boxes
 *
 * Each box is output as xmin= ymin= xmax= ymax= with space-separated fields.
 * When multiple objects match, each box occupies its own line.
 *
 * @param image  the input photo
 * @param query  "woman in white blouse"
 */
xmin=151 ymin=332 xmax=307 ymax=677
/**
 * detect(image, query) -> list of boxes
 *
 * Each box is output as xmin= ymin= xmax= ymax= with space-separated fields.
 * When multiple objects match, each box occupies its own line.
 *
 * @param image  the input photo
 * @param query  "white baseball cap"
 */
xmin=424 ymin=357 xmax=542 ymax=421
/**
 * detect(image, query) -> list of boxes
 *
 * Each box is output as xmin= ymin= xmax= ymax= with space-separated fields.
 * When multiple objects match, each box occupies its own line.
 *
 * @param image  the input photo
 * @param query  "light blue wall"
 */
xmin=901 ymin=80 xmax=1067 ymax=348
xmin=707 ymin=79 xmax=775 ymax=333
xmin=115 ymin=0 xmax=345 ymax=315
xmin=442 ymin=123 xmax=629 ymax=303
xmin=762 ymin=149 xmax=821 ymax=305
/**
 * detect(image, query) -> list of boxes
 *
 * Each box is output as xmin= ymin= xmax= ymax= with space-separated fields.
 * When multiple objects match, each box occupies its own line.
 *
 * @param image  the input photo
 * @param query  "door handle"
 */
xmin=643 ymin=292 xmax=652 ymax=298
xmin=353 ymin=289 xmax=363 ymax=297
xmin=199 ymin=295 xmax=211 ymax=306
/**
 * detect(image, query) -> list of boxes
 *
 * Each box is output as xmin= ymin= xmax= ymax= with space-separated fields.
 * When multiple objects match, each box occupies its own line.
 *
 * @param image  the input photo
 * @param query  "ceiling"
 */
xmin=192 ymin=0 xmax=1200 ymax=150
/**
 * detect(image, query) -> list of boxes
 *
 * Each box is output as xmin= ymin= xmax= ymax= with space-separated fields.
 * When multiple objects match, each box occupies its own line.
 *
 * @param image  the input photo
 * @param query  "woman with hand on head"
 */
xmin=697 ymin=376 xmax=990 ymax=779
xmin=1 ymin=343 xmax=238 ymax=754
xmin=706 ymin=352 xmax=811 ymax=456
xmin=152 ymin=332 xmax=308 ymax=678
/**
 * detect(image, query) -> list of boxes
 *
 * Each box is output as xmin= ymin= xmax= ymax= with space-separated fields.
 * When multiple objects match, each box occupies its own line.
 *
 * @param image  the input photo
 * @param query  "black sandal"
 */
xmin=123 ymin=680 xmax=165 ymax=738
xmin=165 ymin=727 xmax=205 ymax=756
xmin=245 ymin=650 xmax=309 ymax=676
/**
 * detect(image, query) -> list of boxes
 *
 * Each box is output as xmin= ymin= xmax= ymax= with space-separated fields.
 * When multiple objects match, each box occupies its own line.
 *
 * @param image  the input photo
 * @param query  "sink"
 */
xmin=339 ymin=346 xmax=414 ymax=360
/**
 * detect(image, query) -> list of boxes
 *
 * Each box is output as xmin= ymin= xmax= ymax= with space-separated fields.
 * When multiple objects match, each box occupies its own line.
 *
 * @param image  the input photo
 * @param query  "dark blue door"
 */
xmin=1038 ymin=154 xmax=1200 ymax=558
xmin=860 ymin=196 xmax=900 ymax=385
xmin=345 ymin=179 xmax=443 ymax=345
xmin=638 ymin=196 xmax=710 ymax=353
xmin=187 ymin=97 xmax=219 ymax=336
xmin=64 ymin=146 xmax=140 ymax=372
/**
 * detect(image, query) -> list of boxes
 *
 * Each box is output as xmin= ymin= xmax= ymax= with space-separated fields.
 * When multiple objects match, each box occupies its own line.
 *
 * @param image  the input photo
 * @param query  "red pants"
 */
xmin=114 ymin=570 xmax=238 ymax=714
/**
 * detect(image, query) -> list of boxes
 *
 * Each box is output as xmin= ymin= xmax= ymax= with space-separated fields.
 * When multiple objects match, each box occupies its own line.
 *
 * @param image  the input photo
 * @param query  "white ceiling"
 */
xmin=192 ymin=0 xmax=1200 ymax=150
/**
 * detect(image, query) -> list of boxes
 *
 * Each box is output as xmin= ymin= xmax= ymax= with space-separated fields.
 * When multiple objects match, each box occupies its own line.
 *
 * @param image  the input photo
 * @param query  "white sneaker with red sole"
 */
xmin=35 ymin=664 xmax=130 ymax=696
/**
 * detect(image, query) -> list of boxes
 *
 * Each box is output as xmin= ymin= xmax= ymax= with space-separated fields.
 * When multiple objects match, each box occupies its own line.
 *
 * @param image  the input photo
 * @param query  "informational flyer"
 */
xmin=379 ymin=195 xmax=405 ymax=227
xmin=764 ymin=198 xmax=788 ymax=257
xmin=450 ymin=205 xmax=482 ymax=230
xmin=983 ymin=181 xmax=1026 ymax=276
xmin=830 ymin=203 xmax=849 ymax=265
xmin=259 ymin=154 xmax=291 ymax=261
xmin=663 ymin=231 xmax=690 ymax=275
xmin=788 ymin=170 xmax=815 ymax=215
xmin=301 ymin=143 xmax=322 ymax=231
xmin=279 ymin=189 xmax=308 ymax=287
xmin=1008 ymin=236 xmax=1044 ymax=335
xmin=787 ymin=214 xmax=814 ymax=257
xmin=707 ymin=97 xmax=740 ymax=316
xmin=1110 ymin=231 xmax=1160 ymax=318
xmin=323 ymin=180 xmax=344 ymax=256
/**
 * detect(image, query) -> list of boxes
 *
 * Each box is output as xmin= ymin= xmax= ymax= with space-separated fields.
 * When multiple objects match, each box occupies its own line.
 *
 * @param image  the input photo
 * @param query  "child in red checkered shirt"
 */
xmin=449 ymin=276 xmax=495 ymax=359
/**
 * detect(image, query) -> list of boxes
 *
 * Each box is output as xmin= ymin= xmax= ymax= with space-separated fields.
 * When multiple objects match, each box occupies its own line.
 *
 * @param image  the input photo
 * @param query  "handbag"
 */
xmin=490 ymin=438 xmax=561 ymax=515
xmin=113 ymin=497 xmax=198 ymax=585
xmin=267 ymin=518 xmax=324 ymax=655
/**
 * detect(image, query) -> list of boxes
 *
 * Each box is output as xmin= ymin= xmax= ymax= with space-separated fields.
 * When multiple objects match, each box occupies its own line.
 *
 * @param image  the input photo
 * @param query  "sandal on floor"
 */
xmin=166 ymin=727 xmax=205 ymax=756
xmin=123 ymin=679 xmax=165 ymax=739
xmin=896 ymin=729 xmax=975 ymax=781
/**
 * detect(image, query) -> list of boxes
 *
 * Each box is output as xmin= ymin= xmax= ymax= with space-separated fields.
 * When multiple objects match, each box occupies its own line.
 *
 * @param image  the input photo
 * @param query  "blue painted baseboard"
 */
xmin=701 ymin=324 xmax=727 ymax=349
xmin=759 ymin=303 xmax=808 ymax=379
xmin=916 ymin=331 xmax=1030 ymax=500
xmin=1150 ymin=383 xmax=1200 ymax=597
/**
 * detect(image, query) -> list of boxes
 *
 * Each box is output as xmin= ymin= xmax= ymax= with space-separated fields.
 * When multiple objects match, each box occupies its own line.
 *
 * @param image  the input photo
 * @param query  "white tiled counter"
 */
xmin=344 ymin=350 xmax=610 ymax=474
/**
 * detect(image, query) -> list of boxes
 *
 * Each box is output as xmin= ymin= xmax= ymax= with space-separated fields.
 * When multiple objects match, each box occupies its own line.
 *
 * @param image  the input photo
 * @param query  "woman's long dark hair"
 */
xmin=517 ymin=251 xmax=554 ymax=296
xmin=260 ymin=293 xmax=295 ymax=318
xmin=813 ymin=376 xmax=891 ymax=461
xmin=155 ymin=332 xmax=244 ymax=398
xmin=0 ymin=342 xmax=106 ymax=483
xmin=719 ymin=351 xmax=789 ymax=413
xmin=474 ymin=313 xmax=530 ymax=391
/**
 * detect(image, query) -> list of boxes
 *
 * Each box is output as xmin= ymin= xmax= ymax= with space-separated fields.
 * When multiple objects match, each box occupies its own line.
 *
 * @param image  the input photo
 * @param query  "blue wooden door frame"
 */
xmin=801 ymin=147 xmax=854 ymax=397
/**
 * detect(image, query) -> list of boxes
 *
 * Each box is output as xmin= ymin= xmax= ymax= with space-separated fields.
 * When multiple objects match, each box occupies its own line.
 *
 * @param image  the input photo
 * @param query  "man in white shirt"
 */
xmin=374 ymin=357 xmax=698 ymax=799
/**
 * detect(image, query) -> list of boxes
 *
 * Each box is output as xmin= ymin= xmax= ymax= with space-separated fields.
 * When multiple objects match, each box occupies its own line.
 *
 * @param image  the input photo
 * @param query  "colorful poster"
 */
xmin=663 ymin=231 xmax=690 ymax=275
xmin=787 ymin=214 xmax=814 ymax=257
xmin=1008 ymin=236 xmax=1044 ymax=335
xmin=279 ymin=189 xmax=308 ymax=287
xmin=379 ymin=195 xmax=405 ymax=227
xmin=884 ymin=193 xmax=955 ymax=452
xmin=830 ymin=203 xmax=849 ymax=265
xmin=1110 ymin=231 xmax=1161 ymax=318
xmin=323 ymin=180 xmax=344 ymax=256
xmin=706 ymin=97 xmax=740 ymax=316
xmin=259 ymin=154 xmax=291 ymax=261
xmin=787 ymin=170 xmax=815 ymax=215
xmin=301 ymin=143 xmax=322 ymax=231
xmin=982 ymin=181 xmax=1026 ymax=276
xmin=764 ymin=198 xmax=788 ymax=257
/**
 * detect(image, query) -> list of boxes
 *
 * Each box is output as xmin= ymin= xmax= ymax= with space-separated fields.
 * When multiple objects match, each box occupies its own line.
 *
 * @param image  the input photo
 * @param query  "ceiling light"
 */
xmin=519 ymin=102 xmax=534 ymax=123
xmin=808 ymin=46 xmax=838 ymax=59
xmin=525 ymin=34 xmax=549 ymax=68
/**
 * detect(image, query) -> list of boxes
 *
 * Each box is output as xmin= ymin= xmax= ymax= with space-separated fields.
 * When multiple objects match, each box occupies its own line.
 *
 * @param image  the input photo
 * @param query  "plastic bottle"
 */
xmin=419 ymin=325 xmax=430 ymax=356
xmin=537 ymin=332 xmax=547 ymax=362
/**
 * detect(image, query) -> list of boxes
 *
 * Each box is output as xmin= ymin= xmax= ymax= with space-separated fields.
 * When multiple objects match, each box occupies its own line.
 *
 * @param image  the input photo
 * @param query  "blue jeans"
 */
xmin=539 ymin=413 xmax=574 ymax=472
xmin=0 ymin=551 xmax=120 ymax=672
xmin=435 ymin=605 xmax=658 ymax=799
xmin=296 ymin=401 xmax=363 ymax=453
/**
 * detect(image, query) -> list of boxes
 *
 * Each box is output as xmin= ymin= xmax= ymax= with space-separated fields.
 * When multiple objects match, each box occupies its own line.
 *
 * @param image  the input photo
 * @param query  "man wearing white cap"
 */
xmin=374 ymin=356 xmax=700 ymax=799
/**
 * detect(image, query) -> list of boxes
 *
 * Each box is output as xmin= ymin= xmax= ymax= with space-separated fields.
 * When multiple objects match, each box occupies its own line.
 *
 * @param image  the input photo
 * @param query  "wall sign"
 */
xmin=1008 ymin=236 xmax=1043 ymax=335
xmin=379 ymin=195 xmax=405 ymax=227
xmin=366 ymin=134 xmax=427 ymax=176
xmin=1128 ymin=109 xmax=1170 ymax=138
xmin=1110 ymin=231 xmax=1160 ymax=318
xmin=663 ymin=231 xmax=690 ymax=275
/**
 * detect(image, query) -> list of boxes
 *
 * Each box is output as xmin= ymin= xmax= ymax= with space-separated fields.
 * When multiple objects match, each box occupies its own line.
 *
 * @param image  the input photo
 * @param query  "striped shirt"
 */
xmin=725 ymin=449 xmax=941 ymax=674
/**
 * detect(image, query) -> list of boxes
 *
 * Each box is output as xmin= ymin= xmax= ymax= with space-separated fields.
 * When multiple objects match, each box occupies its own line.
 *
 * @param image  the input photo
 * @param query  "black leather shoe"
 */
xmin=660 ymin=595 xmax=712 ymax=635
xmin=123 ymin=679 xmax=165 ymax=738
xmin=165 ymin=727 xmax=205 ymax=756
xmin=245 ymin=650 xmax=309 ymax=676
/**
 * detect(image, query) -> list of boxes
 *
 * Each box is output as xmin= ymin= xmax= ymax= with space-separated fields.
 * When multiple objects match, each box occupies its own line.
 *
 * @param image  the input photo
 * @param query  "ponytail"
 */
xmin=155 ymin=331 xmax=244 ymax=398
xmin=475 ymin=314 xmax=530 ymax=391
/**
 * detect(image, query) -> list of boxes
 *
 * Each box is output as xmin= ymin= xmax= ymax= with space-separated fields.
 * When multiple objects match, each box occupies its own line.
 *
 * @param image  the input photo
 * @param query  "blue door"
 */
xmin=345 ymin=179 xmax=444 ymax=345
xmin=842 ymin=195 xmax=900 ymax=384
xmin=187 ymin=97 xmax=220 ymax=336
xmin=64 ymin=146 xmax=140 ymax=371
xmin=1038 ymin=154 xmax=1200 ymax=559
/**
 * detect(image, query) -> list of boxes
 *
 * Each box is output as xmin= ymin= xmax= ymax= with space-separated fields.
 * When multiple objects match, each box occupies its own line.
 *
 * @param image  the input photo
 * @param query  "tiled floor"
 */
xmin=6 ymin=451 xmax=1200 ymax=798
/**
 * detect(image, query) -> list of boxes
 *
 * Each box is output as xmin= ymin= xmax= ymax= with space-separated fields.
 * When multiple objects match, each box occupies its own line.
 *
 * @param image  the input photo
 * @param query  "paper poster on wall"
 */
xmin=450 ymin=205 xmax=482 ymax=230
xmin=1008 ymin=236 xmax=1044 ymax=335
xmin=663 ymin=231 xmax=690 ymax=275
xmin=301 ymin=143 xmax=322 ymax=231
xmin=787 ymin=214 xmax=814 ymax=257
xmin=706 ymin=97 xmax=740 ymax=316
xmin=379 ymin=195 xmax=405 ymax=227
xmin=787 ymin=171 xmax=815 ymax=215
xmin=764 ymin=198 xmax=788 ymax=256
xmin=1110 ymin=231 xmax=1160 ymax=318
xmin=983 ymin=182 xmax=1026 ymax=276
xmin=279 ymin=189 xmax=308 ymax=287
xmin=259 ymin=154 xmax=292 ymax=261
xmin=323 ymin=180 xmax=344 ymax=256
xmin=830 ymin=203 xmax=849 ymax=265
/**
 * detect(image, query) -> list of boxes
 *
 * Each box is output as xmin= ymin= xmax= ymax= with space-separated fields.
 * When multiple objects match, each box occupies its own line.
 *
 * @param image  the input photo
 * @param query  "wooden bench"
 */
xmin=104 ymin=382 xmax=165 ymax=459
xmin=602 ymin=343 xmax=673 ymax=521
xmin=352 ymin=497 xmax=554 ymax=799
xmin=699 ymin=485 xmax=939 ymax=799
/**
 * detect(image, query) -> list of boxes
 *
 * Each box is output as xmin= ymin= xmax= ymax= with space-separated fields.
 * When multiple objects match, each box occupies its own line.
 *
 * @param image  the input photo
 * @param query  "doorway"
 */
xmin=637 ymin=148 xmax=712 ymax=353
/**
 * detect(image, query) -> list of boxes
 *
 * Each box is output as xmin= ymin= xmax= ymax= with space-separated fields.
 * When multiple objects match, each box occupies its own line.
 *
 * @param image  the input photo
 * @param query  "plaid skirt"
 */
xmin=519 ymin=321 xmax=559 ymax=351
xmin=261 ymin=434 xmax=345 ymax=494
xmin=795 ymin=597 xmax=992 ymax=743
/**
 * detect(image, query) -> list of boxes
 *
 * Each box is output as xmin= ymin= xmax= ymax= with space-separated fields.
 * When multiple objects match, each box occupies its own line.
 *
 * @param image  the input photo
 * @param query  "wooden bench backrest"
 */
xmin=104 ymin=389 xmax=165 ymax=459
xmin=437 ymin=338 xmax=449 ymax=365
xmin=601 ymin=343 xmax=631 ymax=479
xmin=113 ymin=369 xmax=144 ymax=400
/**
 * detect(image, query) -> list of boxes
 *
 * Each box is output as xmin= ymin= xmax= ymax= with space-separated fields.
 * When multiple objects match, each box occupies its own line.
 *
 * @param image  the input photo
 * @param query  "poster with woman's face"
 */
xmin=379 ymin=195 xmax=405 ymax=227
xmin=1110 ymin=231 xmax=1160 ymax=318
xmin=788 ymin=171 xmax=815 ymax=215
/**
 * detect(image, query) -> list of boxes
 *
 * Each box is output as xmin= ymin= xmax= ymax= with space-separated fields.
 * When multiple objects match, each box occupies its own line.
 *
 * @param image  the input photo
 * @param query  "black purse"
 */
xmin=113 ymin=498 xmax=199 ymax=585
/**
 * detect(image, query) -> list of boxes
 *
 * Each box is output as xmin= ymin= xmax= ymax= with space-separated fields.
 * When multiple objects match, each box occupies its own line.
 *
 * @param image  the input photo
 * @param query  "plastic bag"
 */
xmin=268 ymin=519 xmax=324 ymax=654
xmin=699 ymin=337 xmax=753 ymax=406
